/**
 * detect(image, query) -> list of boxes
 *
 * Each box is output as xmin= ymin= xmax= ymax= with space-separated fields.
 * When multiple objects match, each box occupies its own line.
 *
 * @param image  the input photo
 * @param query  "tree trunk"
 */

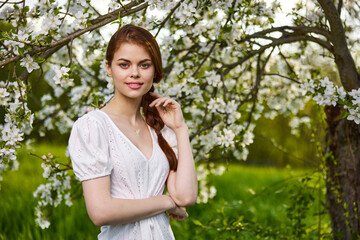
xmin=325 ymin=106 xmax=360 ymax=239
xmin=317 ymin=1 xmax=360 ymax=238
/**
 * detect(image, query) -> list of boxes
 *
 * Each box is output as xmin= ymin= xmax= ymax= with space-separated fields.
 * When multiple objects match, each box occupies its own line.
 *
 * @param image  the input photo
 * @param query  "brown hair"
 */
xmin=106 ymin=24 xmax=178 ymax=171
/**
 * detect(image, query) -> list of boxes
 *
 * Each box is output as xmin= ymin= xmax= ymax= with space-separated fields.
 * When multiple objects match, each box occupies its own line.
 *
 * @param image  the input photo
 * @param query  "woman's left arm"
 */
xmin=149 ymin=93 xmax=198 ymax=207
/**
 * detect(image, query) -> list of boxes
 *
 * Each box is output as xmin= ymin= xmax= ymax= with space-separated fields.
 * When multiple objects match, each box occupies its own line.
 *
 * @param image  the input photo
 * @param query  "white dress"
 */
xmin=68 ymin=109 xmax=177 ymax=240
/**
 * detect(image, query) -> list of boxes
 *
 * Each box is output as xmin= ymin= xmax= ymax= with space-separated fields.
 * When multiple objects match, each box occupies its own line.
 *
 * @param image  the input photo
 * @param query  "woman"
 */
xmin=68 ymin=24 xmax=198 ymax=239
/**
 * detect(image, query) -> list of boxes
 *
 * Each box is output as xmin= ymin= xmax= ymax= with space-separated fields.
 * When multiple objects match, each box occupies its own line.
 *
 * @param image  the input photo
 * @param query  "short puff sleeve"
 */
xmin=161 ymin=125 xmax=178 ymax=158
xmin=68 ymin=114 xmax=113 ymax=181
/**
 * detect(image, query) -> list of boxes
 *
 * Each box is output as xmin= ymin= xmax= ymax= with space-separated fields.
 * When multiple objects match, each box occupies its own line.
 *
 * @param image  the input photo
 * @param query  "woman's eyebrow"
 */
xmin=116 ymin=58 xmax=152 ymax=63
xmin=116 ymin=58 xmax=130 ymax=62
xmin=139 ymin=59 xmax=152 ymax=63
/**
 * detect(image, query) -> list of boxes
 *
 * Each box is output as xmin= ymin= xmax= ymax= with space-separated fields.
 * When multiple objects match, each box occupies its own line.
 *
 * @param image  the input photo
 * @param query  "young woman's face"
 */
xmin=106 ymin=42 xmax=155 ymax=101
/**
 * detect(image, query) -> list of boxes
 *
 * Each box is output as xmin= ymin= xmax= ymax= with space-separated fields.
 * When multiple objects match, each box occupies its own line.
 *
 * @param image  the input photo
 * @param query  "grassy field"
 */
xmin=0 ymin=145 xmax=331 ymax=239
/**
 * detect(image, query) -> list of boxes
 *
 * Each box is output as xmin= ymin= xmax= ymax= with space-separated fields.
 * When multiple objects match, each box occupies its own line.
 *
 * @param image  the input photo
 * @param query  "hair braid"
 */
xmin=141 ymin=86 xmax=178 ymax=171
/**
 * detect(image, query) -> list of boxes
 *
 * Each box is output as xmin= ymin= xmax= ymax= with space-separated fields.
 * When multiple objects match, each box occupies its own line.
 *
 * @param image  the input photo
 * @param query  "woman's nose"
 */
xmin=130 ymin=66 xmax=140 ymax=78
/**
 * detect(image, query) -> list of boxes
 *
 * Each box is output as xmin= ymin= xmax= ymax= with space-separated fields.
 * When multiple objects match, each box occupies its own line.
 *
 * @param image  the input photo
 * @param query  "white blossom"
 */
xmin=208 ymin=97 xmax=226 ymax=113
xmin=347 ymin=107 xmax=360 ymax=124
xmin=2 ymin=124 xmax=24 ymax=145
xmin=47 ymin=15 xmax=61 ymax=29
xmin=0 ymin=88 xmax=10 ymax=106
xmin=35 ymin=216 xmax=50 ymax=229
xmin=53 ymin=66 xmax=73 ymax=87
xmin=217 ymin=128 xmax=235 ymax=148
xmin=242 ymin=131 xmax=254 ymax=147
xmin=15 ymin=30 xmax=29 ymax=48
xmin=336 ymin=86 xmax=347 ymax=101
xmin=20 ymin=55 xmax=40 ymax=73
xmin=205 ymin=70 xmax=221 ymax=87
xmin=74 ymin=11 xmax=89 ymax=26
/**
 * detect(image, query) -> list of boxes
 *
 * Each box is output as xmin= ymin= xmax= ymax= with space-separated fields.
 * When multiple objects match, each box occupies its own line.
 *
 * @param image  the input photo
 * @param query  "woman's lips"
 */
xmin=126 ymin=82 xmax=144 ymax=89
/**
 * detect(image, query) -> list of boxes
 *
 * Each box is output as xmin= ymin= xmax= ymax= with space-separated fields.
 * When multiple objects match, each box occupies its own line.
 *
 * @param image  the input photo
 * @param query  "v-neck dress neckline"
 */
xmin=97 ymin=109 xmax=154 ymax=161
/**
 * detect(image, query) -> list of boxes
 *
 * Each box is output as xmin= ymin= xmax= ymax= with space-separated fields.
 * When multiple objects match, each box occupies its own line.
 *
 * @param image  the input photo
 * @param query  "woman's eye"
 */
xmin=140 ymin=63 xmax=151 ymax=69
xmin=119 ymin=63 xmax=129 ymax=68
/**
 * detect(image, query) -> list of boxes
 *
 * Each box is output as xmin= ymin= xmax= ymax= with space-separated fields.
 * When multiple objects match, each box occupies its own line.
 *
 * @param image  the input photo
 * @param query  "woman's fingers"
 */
xmin=154 ymin=97 xmax=168 ymax=107
xmin=149 ymin=97 xmax=177 ymax=109
xmin=168 ymin=212 xmax=188 ymax=221
xmin=148 ymin=92 xmax=180 ymax=109
xmin=149 ymin=92 xmax=162 ymax=98
xmin=163 ymin=98 xmax=174 ymax=107
xmin=149 ymin=97 xmax=166 ymax=107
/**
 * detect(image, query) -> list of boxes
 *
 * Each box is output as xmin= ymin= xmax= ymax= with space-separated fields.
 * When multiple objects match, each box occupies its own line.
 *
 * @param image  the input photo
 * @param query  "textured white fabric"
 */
xmin=68 ymin=109 xmax=177 ymax=240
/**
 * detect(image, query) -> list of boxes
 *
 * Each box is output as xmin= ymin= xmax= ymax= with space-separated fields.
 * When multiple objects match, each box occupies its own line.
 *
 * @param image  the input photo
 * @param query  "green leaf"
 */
xmin=18 ymin=48 xmax=24 ymax=56
xmin=34 ymin=56 xmax=46 ymax=63
xmin=340 ymin=109 xmax=350 ymax=119
xmin=1 ymin=31 xmax=10 ymax=38
xmin=192 ymin=219 xmax=203 ymax=226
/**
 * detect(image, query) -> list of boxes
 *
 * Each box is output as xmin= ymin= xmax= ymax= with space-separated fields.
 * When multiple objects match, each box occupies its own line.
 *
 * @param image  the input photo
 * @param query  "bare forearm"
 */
xmin=96 ymin=195 xmax=174 ymax=226
xmin=169 ymin=125 xmax=198 ymax=206
xmin=82 ymin=178 xmax=175 ymax=226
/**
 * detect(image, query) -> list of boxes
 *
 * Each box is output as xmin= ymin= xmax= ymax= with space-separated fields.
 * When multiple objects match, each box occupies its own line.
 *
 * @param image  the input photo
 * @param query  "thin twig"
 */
xmin=264 ymin=73 xmax=301 ymax=84
xmin=155 ymin=1 xmax=181 ymax=38
xmin=0 ymin=0 xmax=10 ymax=9
xmin=68 ymin=36 xmax=73 ymax=65
xmin=29 ymin=152 xmax=73 ymax=170
xmin=256 ymin=132 xmax=319 ymax=167
xmin=59 ymin=0 xmax=71 ymax=28
xmin=190 ymin=120 xmax=221 ymax=140
xmin=193 ymin=41 xmax=217 ymax=77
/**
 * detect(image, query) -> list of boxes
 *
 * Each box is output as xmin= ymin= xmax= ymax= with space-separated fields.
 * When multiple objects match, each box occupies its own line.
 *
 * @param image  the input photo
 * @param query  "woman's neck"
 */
xmin=104 ymin=94 xmax=143 ymax=124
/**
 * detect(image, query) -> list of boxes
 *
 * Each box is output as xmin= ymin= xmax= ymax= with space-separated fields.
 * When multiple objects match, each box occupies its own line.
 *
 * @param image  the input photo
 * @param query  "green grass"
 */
xmin=0 ymin=145 xmax=331 ymax=239
xmin=171 ymin=165 xmax=331 ymax=239
xmin=0 ymin=145 xmax=99 ymax=240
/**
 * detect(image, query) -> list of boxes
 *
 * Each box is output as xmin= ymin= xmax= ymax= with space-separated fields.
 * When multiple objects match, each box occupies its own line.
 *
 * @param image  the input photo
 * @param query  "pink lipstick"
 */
xmin=126 ymin=82 xmax=144 ymax=89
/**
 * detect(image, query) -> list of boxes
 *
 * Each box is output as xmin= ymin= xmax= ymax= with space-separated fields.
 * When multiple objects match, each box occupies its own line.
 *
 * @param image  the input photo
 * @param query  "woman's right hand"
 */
xmin=168 ymin=205 xmax=188 ymax=221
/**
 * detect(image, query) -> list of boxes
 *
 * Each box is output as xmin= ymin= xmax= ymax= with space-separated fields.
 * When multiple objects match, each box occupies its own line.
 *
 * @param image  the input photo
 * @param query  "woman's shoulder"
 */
xmin=73 ymin=109 xmax=108 ymax=127
xmin=69 ymin=110 xmax=111 ymax=146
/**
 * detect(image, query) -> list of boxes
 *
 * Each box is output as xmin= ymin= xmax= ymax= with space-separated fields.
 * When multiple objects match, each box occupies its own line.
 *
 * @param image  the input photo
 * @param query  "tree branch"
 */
xmin=278 ymin=48 xmax=298 ymax=79
xmin=264 ymin=73 xmax=301 ymax=84
xmin=337 ymin=0 xmax=343 ymax=16
xmin=240 ymin=25 xmax=331 ymax=42
xmin=224 ymin=33 xmax=332 ymax=75
xmin=190 ymin=120 xmax=221 ymax=140
xmin=0 ymin=1 xmax=148 ymax=68
xmin=317 ymin=0 xmax=360 ymax=90
xmin=193 ymin=41 xmax=217 ymax=77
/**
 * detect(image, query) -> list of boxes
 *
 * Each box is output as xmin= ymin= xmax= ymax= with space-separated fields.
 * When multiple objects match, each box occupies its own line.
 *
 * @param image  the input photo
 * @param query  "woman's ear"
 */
xmin=105 ymin=60 xmax=112 ymax=77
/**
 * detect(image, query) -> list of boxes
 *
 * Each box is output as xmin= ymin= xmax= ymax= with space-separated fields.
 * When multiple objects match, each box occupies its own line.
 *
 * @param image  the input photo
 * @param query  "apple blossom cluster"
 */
xmin=259 ymin=75 xmax=309 ymax=119
xmin=33 ymin=153 xmax=73 ymax=229
xmin=0 ymin=80 xmax=33 ymax=181
xmin=197 ymin=163 xmax=226 ymax=203
xmin=292 ymin=1 xmax=326 ymax=27
xmin=301 ymin=77 xmax=360 ymax=124
xmin=288 ymin=116 xmax=311 ymax=136
xmin=20 ymin=55 xmax=40 ymax=73
xmin=53 ymin=66 xmax=73 ymax=88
